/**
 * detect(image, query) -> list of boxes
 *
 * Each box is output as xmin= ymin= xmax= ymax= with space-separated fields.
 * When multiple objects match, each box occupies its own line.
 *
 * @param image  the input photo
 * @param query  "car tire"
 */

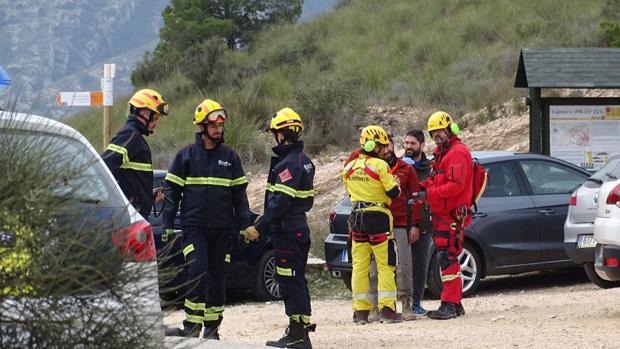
xmin=253 ymin=250 xmax=281 ymax=301
xmin=426 ymin=241 xmax=482 ymax=299
xmin=341 ymin=271 xmax=352 ymax=291
xmin=584 ymin=262 xmax=620 ymax=289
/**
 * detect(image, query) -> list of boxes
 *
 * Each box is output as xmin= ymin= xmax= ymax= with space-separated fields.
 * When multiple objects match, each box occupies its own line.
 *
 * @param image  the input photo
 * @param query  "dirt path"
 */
xmin=164 ymin=270 xmax=620 ymax=349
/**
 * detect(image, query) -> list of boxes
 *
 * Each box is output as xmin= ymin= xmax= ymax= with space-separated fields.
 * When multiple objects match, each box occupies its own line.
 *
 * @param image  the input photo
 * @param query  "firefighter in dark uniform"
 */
xmin=102 ymin=88 xmax=168 ymax=217
xmin=245 ymin=108 xmax=315 ymax=349
xmin=163 ymin=99 xmax=251 ymax=338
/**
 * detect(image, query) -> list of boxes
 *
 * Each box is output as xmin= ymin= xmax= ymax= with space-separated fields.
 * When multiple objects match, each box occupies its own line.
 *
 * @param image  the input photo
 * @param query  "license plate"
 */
xmin=576 ymin=234 xmax=596 ymax=249
xmin=341 ymin=249 xmax=349 ymax=263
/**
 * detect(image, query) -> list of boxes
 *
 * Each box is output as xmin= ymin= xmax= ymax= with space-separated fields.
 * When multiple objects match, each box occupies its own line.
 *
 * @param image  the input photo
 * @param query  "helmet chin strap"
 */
xmin=201 ymin=126 xmax=224 ymax=144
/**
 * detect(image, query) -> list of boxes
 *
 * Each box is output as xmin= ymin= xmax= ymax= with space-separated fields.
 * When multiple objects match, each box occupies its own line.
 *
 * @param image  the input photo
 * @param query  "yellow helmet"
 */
xmin=194 ymin=99 xmax=227 ymax=125
xmin=129 ymin=89 xmax=169 ymax=116
xmin=359 ymin=125 xmax=389 ymax=152
xmin=427 ymin=111 xmax=457 ymax=132
xmin=269 ymin=108 xmax=304 ymax=133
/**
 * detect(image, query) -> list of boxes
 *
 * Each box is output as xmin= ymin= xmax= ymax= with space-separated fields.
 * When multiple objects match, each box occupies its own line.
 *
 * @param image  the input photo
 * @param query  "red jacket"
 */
xmin=388 ymin=158 xmax=421 ymax=227
xmin=420 ymin=136 xmax=473 ymax=231
xmin=345 ymin=148 xmax=421 ymax=227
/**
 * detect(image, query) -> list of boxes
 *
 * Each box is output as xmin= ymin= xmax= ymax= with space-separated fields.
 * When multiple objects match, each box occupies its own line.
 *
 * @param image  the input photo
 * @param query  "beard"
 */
xmin=405 ymin=148 xmax=421 ymax=158
xmin=383 ymin=151 xmax=397 ymax=165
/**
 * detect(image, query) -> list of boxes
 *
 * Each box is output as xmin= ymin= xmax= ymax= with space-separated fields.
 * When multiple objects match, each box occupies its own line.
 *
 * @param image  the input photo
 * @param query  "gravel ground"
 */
xmin=164 ymin=269 xmax=620 ymax=349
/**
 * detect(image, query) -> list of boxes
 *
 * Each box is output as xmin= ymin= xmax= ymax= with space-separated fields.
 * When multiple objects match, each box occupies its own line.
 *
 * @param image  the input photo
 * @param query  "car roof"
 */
xmin=0 ymin=111 xmax=85 ymax=142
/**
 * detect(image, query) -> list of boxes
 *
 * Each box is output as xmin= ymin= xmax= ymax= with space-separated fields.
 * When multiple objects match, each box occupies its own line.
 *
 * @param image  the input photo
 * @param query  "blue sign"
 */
xmin=0 ymin=65 xmax=11 ymax=86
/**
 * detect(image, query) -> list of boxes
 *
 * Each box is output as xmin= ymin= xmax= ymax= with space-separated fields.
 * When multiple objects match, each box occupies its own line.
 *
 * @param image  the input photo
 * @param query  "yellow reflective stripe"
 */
xmin=183 ymin=244 xmax=195 ymax=258
xmin=106 ymin=144 xmax=129 ymax=164
xmin=204 ymin=314 xmax=220 ymax=322
xmin=276 ymin=266 xmax=293 ymax=276
xmin=120 ymin=161 xmax=153 ymax=172
xmin=231 ymin=176 xmax=248 ymax=185
xmin=165 ymin=172 xmax=186 ymax=187
xmin=273 ymin=183 xmax=297 ymax=197
xmin=106 ymin=144 xmax=152 ymax=172
xmin=441 ymin=273 xmax=462 ymax=282
xmin=185 ymin=314 xmax=204 ymax=324
xmin=185 ymin=177 xmax=236 ymax=187
xmin=295 ymin=189 xmax=315 ymax=198
xmin=205 ymin=306 xmax=224 ymax=314
xmin=224 ymin=254 xmax=231 ymax=263
xmin=301 ymin=315 xmax=311 ymax=324
xmin=267 ymin=183 xmax=315 ymax=199
xmin=184 ymin=299 xmax=206 ymax=311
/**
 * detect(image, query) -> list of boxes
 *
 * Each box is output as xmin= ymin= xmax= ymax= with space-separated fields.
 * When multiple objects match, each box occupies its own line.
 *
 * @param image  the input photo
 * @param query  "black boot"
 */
xmin=456 ymin=302 xmax=465 ymax=317
xmin=165 ymin=325 xmax=201 ymax=337
xmin=266 ymin=318 xmax=313 ymax=348
xmin=427 ymin=301 xmax=458 ymax=320
xmin=203 ymin=317 xmax=223 ymax=340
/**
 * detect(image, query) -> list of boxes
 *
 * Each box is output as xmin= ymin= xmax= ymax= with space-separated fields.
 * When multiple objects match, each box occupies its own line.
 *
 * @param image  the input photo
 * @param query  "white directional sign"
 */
xmin=56 ymin=91 xmax=103 ymax=107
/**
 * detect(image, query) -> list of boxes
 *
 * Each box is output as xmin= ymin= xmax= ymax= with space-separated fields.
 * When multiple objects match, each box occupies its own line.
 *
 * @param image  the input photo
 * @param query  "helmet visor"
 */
xmin=157 ymin=102 xmax=169 ymax=116
xmin=206 ymin=109 xmax=227 ymax=123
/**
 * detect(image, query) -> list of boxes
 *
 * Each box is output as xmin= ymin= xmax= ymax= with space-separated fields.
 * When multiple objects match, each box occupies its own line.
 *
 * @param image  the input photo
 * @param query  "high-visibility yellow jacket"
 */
xmin=342 ymin=153 xmax=400 ymax=220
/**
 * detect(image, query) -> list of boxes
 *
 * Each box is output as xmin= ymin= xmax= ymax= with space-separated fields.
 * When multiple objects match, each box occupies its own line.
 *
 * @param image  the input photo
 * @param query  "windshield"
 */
xmin=1 ymin=130 xmax=121 ymax=205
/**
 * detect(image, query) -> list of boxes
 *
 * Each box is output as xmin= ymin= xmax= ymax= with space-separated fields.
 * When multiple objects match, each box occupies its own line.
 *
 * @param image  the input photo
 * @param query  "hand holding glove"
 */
xmin=242 ymin=226 xmax=260 ymax=242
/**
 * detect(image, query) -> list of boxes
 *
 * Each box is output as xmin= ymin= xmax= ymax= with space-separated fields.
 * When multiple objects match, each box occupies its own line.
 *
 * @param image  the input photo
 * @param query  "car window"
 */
xmin=589 ymin=155 xmax=620 ymax=182
xmin=482 ymin=162 xmax=522 ymax=197
xmin=519 ymin=160 xmax=588 ymax=195
xmin=3 ymin=130 xmax=119 ymax=204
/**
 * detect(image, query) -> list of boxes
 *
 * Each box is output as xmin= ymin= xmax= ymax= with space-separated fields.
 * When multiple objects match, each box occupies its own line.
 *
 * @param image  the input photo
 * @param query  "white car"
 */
xmin=0 ymin=112 xmax=164 ymax=347
xmin=594 ymin=177 xmax=620 ymax=282
xmin=564 ymin=154 xmax=620 ymax=288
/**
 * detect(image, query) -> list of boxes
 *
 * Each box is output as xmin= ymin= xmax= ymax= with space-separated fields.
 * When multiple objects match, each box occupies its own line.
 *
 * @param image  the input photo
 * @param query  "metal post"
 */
xmin=529 ymin=87 xmax=542 ymax=154
xmin=102 ymin=64 xmax=115 ymax=149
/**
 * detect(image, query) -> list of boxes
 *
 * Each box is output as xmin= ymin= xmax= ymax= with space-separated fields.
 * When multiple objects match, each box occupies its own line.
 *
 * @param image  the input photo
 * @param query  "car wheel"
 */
xmin=341 ymin=271 xmax=352 ymax=291
xmin=426 ymin=241 xmax=482 ymax=298
xmin=253 ymin=250 xmax=281 ymax=301
xmin=584 ymin=262 xmax=620 ymax=289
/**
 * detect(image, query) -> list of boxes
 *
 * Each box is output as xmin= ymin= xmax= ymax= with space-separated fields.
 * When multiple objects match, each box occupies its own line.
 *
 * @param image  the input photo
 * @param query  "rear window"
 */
xmin=587 ymin=155 xmax=620 ymax=186
xmin=1 ymin=130 xmax=122 ymax=205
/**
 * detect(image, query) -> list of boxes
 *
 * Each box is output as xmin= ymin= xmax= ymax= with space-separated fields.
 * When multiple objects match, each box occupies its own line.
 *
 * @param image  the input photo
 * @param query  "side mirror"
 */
xmin=0 ymin=230 xmax=16 ymax=248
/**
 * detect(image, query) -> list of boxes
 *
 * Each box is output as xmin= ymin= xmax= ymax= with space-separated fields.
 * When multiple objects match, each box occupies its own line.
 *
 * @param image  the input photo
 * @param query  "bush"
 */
xmin=0 ymin=111 xmax=159 ymax=348
xmin=293 ymin=76 xmax=365 ymax=153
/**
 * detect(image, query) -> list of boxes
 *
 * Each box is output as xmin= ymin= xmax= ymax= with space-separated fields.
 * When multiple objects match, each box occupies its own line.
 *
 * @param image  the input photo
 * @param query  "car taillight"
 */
xmin=605 ymin=184 xmax=620 ymax=208
xmin=605 ymin=257 xmax=618 ymax=267
xmin=329 ymin=209 xmax=335 ymax=225
xmin=112 ymin=220 xmax=156 ymax=262
xmin=569 ymin=192 xmax=577 ymax=206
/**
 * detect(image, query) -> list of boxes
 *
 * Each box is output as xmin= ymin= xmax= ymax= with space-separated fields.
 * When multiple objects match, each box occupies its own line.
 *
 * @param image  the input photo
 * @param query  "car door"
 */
xmin=473 ymin=160 xmax=540 ymax=268
xmin=517 ymin=159 xmax=590 ymax=263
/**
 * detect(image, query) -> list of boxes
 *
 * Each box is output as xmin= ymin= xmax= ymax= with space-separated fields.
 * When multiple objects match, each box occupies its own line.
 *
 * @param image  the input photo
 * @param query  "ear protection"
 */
xmin=444 ymin=114 xmax=460 ymax=136
xmin=450 ymin=122 xmax=460 ymax=135
xmin=364 ymin=140 xmax=376 ymax=152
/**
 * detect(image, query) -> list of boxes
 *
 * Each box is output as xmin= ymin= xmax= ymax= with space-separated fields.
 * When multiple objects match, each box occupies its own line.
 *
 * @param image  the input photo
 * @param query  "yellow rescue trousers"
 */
xmin=351 ymin=238 xmax=397 ymax=312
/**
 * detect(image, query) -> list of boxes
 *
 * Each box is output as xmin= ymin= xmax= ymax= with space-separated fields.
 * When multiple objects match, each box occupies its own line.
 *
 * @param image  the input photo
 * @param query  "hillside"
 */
xmin=0 ymin=0 xmax=169 ymax=117
xmin=67 ymin=0 xmax=608 ymax=163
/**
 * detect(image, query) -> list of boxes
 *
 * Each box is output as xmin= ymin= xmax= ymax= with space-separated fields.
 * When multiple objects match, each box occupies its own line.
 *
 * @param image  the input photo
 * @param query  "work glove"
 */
xmin=241 ymin=226 xmax=260 ymax=242
xmin=162 ymin=228 xmax=175 ymax=243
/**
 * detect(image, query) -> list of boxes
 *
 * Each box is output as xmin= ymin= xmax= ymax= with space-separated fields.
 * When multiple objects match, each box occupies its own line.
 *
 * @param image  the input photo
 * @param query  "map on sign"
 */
xmin=550 ymin=105 xmax=620 ymax=170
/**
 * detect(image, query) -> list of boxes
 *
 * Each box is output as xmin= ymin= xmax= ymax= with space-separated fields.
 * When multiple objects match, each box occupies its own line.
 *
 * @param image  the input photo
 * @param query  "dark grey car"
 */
xmin=324 ymin=151 xmax=591 ymax=297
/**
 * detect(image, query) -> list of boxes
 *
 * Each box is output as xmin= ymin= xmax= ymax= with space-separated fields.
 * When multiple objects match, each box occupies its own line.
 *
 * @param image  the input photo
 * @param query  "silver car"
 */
xmin=564 ymin=154 xmax=620 ymax=288
xmin=0 ymin=112 xmax=164 ymax=347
